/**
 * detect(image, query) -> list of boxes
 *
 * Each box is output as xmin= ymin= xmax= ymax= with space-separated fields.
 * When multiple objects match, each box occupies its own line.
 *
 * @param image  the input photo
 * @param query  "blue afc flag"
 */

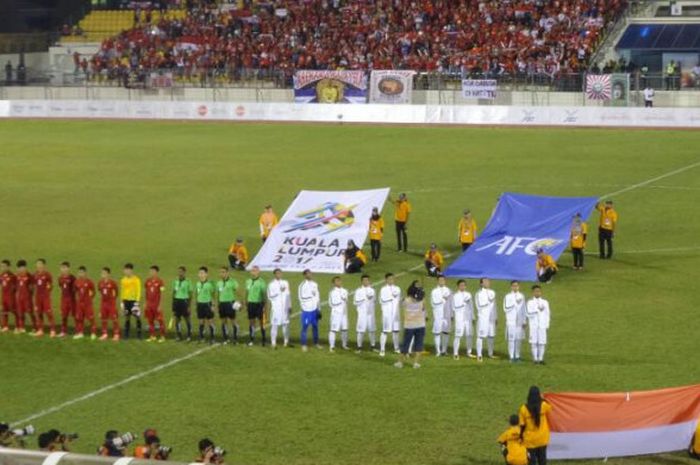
xmin=445 ymin=193 xmax=598 ymax=282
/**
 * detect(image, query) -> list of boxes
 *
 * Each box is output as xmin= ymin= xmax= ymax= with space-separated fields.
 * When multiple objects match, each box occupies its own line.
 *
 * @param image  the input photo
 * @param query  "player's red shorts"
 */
xmin=76 ymin=301 xmax=94 ymax=320
xmin=16 ymin=296 xmax=33 ymax=314
xmin=145 ymin=304 xmax=163 ymax=320
xmin=61 ymin=298 xmax=76 ymax=318
xmin=100 ymin=303 xmax=117 ymax=320
xmin=2 ymin=295 xmax=15 ymax=313
xmin=35 ymin=295 xmax=52 ymax=314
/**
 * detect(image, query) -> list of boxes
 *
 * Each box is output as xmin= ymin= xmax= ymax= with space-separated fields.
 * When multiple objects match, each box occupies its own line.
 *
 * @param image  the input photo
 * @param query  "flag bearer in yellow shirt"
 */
xmin=392 ymin=193 xmax=411 ymax=252
xmin=424 ymin=243 xmax=445 ymax=277
xmin=570 ymin=213 xmax=588 ymax=270
xmin=458 ymin=209 xmax=478 ymax=251
xmin=368 ymin=207 xmax=384 ymax=262
xmin=497 ymin=415 xmax=528 ymax=465
xmin=519 ymin=386 xmax=552 ymax=465
xmin=120 ymin=263 xmax=142 ymax=339
xmin=535 ymin=250 xmax=557 ymax=284
xmin=259 ymin=205 xmax=278 ymax=243
xmin=228 ymin=238 xmax=249 ymax=271
xmin=597 ymin=200 xmax=618 ymax=259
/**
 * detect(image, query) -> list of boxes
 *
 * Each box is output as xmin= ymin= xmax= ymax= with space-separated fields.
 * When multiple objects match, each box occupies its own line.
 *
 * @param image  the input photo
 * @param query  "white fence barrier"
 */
xmin=1 ymin=99 xmax=699 ymax=128
xmin=0 ymin=447 xmax=191 ymax=465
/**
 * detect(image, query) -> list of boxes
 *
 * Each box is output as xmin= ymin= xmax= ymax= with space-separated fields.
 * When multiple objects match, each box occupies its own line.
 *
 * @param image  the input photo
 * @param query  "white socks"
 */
xmin=434 ymin=333 xmax=442 ymax=354
xmin=380 ymin=332 xmax=387 ymax=352
xmin=270 ymin=325 xmax=278 ymax=346
xmin=476 ymin=338 xmax=483 ymax=357
xmin=466 ymin=336 xmax=473 ymax=355
xmin=487 ymin=337 xmax=494 ymax=357
xmin=514 ymin=339 xmax=521 ymax=359
xmin=392 ymin=332 xmax=400 ymax=351
xmin=441 ymin=332 xmax=449 ymax=354
xmin=341 ymin=330 xmax=348 ymax=349
xmin=508 ymin=340 xmax=515 ymax=360
xmin=329 ymin=331 xmax=336 ymax=350
xmin=282 ymin=324 xmax=289 ymax=345
xmin=531 ymin=343 xmax=547 ymax=361
xmin=357 ymin=332 xmax=364 ymax=349
xmin=453 ymin=337 xmax=460 ymax=356
xmin=538 ymin=344 xmax=546 ymax=361
xmin=368 ymin=331 xmax=376 ymax=347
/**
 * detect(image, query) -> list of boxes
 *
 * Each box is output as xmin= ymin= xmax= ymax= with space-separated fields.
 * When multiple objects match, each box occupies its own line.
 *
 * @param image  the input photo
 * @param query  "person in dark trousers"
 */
xmin=596 ymin=200 xmax=618 ymax=259
xmin=392 ymin=193 xmax=411 ymax=252
xmin=519 ymin=386 xmax=552 ymax=465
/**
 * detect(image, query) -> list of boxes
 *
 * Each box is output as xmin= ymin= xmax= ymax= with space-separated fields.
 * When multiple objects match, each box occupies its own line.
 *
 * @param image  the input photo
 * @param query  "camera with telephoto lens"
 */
xmin=12 ymin=425 xmax=35 ymax=437
xmin=110 ymin=432 xmax=134 ymax=449
xmin=157 ymin=445 xmax=172 ymax=459
xmin=60 ymin=433 xmax=79 ymax=442
xmin=213 ymin=446 xmax=226 ymax=458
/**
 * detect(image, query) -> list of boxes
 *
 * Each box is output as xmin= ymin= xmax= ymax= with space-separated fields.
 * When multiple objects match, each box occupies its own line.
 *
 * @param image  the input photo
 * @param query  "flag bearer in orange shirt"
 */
xmin=259 ymin=205 xmax=279 ymax=243
xmin=392 ymin=193 xmax=411 ymax=253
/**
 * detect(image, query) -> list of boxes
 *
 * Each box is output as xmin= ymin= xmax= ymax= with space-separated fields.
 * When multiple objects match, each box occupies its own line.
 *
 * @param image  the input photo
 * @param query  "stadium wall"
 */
xmin=1 ymin=99 xmax=699 ymax=128
xmin=3 ymin=86 xmax=700 ymax=108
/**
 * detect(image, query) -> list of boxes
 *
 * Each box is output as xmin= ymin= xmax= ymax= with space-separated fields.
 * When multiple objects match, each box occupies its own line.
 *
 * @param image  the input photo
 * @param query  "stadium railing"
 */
xmin=0 ymin=447 xmax=190 ymax=465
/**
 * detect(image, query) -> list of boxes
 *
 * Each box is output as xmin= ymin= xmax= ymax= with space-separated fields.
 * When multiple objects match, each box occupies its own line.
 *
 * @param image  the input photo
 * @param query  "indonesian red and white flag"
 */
xmin=546 ymin=384 xmax=700 ymax=459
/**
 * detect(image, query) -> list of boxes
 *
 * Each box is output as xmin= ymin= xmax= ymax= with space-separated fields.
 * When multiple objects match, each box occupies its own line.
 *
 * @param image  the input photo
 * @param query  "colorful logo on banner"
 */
xmin=444 ymin=193 xmax=598 ymax=281
xmin=586 ymin=74 xmax=612 ymax=100
xmin=462 ymin=79 xmax=498 ymax=99
xmin=293 ymin=70 xmax=368 ymax=104
xmin=284 ymin=202 xmax=357 ymax=235
xmin=369 ymin=70 xmax=416 ymax=104
xmin=248 ymin=188 xmax=389 ymax=273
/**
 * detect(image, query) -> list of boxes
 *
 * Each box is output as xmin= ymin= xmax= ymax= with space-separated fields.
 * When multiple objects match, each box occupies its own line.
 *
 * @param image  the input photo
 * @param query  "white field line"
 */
xmin=9 ymin=256 xmax=443 ymax=426
xmin=600 ymin=160 xmax=700 ymax=199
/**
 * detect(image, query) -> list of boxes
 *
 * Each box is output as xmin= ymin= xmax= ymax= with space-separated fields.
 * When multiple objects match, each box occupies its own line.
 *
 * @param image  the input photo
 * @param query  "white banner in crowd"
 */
xmin=369 ymin=70 xmax=416 ymax=104
xmin=462 ymin=79 xmax=498 ymax=99
xmin=249 ymin=188 xmax=390 ymax=274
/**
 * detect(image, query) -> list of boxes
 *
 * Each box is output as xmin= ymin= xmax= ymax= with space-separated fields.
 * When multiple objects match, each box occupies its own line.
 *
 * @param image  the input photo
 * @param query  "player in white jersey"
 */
xmin=526 ymin=284 xmax=551 ymax=364
xmin=328 ymin=276 xmax=349 ymax=352
xmin=475 ymin=277 xmax=497 ymax=361
xmin=353 ymin=274 xmax=377 ymax=352
xmin=503 ymin=280 xmax=526 ymax=362
xmin=379 ymin=272 xmax=401 ymax=357
xmin=298 ymin=269 xmax=321 ymax=351
xmin=267 ymin=268 xmax=291 ymax=349
xmin=452 ymin=279 xmax=475 ymax=359
xmin=430 ymin=275 xmax=452 ymax=356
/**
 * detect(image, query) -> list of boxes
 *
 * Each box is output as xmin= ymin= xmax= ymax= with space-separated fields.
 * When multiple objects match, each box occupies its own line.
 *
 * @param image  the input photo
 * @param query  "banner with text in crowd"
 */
xmin=293 ymin=70 xmax=368 ymax=104
xmin=444 ymin=193 xmax=598 ymax=281
xmin=369 ymin=70 xmax=416 ymax=104
xmin=248 ymin=188 xmax=390 ymax=273
xmin=461 ymin=79 xmax=498 ymax=100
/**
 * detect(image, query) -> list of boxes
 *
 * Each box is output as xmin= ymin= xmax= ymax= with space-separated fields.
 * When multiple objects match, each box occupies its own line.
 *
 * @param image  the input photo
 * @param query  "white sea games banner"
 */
xmin=248 ymin=188 xmax=390 ymax=273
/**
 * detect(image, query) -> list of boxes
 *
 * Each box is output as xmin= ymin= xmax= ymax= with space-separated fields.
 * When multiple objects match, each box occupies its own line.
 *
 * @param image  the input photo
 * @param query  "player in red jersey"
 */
xmin=98 ymin=267 xmax=120 ymax=341
xmin=74 ymin=266 xmax=97 ymax=340
xmin=57 ymin=262 xmax=76 ymax=337
xmin=1 ymin=259 xmax=18 ymax=332
xmin=144 ymin=265 xmax=166 ymax=342
xmin=33 ymin=258 xmax=56 ymax=337
xmin=15 ymin=259 xmax=36 ymax=334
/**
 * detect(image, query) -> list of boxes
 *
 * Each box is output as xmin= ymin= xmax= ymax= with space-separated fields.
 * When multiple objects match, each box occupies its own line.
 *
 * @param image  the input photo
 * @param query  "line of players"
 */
xmin=0 ymin=258 xmax=551 ymax=363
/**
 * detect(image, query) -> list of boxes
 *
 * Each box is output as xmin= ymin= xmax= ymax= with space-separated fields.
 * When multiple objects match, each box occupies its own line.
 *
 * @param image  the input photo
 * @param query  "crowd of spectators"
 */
xmin=88 ymin=0 xmax=628 ymax=86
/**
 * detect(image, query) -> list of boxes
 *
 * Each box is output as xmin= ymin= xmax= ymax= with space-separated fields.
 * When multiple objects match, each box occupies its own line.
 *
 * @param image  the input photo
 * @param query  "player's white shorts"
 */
xmin=330 ymin=310 xmax=349 ymax=332
xmin=477 ymin=319 xmax=496 ymax=338
xmin=270 ymin=307 xmax=289 ymax=326
xmin=356 ymin=309 xmax=376 ymax=333
xmin=529 ymin=327 xmax=547 ymax=345
xmin=382 ymin=309 xmax=400 ymax=332
xmin=431 ymin=308 xmax=446 ymax=334
xmin=454 ymin=312 xmax=473 ymax=338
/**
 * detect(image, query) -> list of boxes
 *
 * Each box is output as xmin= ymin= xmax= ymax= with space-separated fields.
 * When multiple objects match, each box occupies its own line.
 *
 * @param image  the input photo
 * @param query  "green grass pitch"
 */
xmin=1 ymin=120 xmax=699 ymax=465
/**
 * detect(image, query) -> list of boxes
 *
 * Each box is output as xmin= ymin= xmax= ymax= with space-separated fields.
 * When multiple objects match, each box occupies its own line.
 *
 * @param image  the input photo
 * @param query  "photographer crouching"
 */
xmin=98 ymin=430 xmax=135 ymax=457
xmin=38 ymin=430 xmax=78 ymax=452
xmin=133 ymin=429 xmax=172 ymax=460
xmin=196 ymin=438 xmax=226 ymax=464
xmin=0 ymin=423 xmax=35 ymax=448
